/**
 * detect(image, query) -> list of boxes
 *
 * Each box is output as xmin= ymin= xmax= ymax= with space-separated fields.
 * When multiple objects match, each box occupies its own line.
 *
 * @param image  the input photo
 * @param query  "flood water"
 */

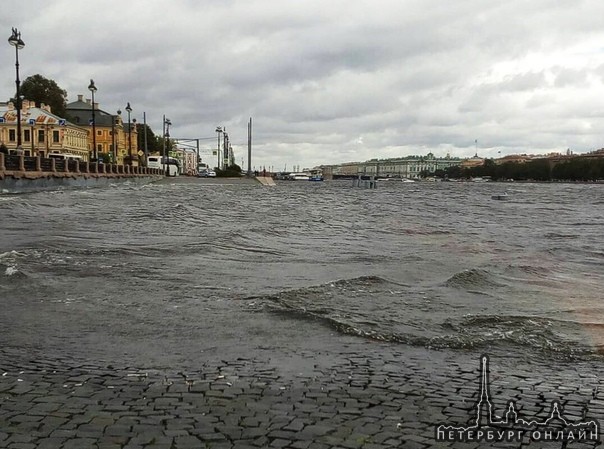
xmin=1 ymin=179 xmax=603 ymax=368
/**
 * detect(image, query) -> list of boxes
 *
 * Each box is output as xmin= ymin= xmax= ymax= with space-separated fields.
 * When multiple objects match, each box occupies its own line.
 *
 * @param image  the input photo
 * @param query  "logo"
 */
xmin=435 ymin=355 xmax=600 ymax=444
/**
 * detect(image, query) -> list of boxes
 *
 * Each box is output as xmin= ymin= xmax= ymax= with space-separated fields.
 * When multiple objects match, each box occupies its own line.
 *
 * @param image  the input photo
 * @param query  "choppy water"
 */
xmin=1 ymin=179 xmax=603 ymax=364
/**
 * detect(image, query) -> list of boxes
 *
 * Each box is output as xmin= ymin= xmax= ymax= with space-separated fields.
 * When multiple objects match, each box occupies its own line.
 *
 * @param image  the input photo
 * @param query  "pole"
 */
xmin=111 ymin=115 xmax=115 ymax=163
xmin=247 ymin=117 xmax=252 ymax=177
xmin=91 ymin=89 xmax=96 ymax=160
xmin=8 ymin=29 xmax=25 ymax=153
xmin=127 ymin=106 xmax=132 ymax=165
xmin=215 ymin=126 xmax=222 ymax=170
xmin=143 ymin=112 xmax=148 ymax=164
xmin=15 ymin=46 xmax=22 ymax=151
xmin=196 ymin=139 xmax=200 ymax=171
xmin=14 ymin=42 xmax=22 ymax=151
xmin=162 ymin=114 xmax=166 ymax=163
xmin=223 ymin=128 xmax=228 ymax=169
xmin=163 ymin=117 xmax=171 ymax=176
xmin=88 ymin=79 xmax=97 ymax=161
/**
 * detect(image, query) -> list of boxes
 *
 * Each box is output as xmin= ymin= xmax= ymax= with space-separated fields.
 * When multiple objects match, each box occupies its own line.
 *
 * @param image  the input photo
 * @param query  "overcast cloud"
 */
xmin=3 ymin=0 xmax=604 ymax=170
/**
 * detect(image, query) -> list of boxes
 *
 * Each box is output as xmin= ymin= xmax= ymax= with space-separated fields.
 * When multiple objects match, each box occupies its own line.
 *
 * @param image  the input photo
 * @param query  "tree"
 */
xmin=20 ymin=74 xmax=68 ymax=117
xmin=136 ymin=123 xmax=161 ymax=154
xmin=216 ymin=163 xmax=242 ymax=177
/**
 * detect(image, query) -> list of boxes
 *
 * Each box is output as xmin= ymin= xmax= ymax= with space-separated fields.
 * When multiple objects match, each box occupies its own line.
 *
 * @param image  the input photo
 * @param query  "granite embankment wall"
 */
xmin=0 ymin=153 xmax=163 ymax=193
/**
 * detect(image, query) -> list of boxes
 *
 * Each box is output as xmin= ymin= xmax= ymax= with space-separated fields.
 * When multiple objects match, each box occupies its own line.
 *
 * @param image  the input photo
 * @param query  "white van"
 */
xmin=148 ymin=156 xmax=180 ymax=177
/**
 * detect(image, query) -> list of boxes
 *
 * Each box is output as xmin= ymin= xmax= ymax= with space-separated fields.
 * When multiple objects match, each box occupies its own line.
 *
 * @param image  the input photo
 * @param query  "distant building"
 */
xmin=173 ymin=147 xmax=197 ymax=175
xmin=494 ymin=154 xmax=533 ymax=164
xmin=460 ymin=153 xmax=485 ymax=169
xmin=0 ymin=100 xmax=88 ymax=159
xmin=323 ymin=152 xmax=463 ymax=179
xmin=65 ymin=94 xmax=136 ymax=165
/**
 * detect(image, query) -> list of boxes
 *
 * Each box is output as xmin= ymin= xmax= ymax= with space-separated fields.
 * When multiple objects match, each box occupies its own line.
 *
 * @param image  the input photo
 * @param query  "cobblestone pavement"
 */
xmin=1 ymin=345 xmax=602 ymax=449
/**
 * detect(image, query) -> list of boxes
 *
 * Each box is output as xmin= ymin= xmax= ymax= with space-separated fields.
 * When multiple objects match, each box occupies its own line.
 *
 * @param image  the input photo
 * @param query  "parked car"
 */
xmin=198 ymin=170 xmax=217 ymax=178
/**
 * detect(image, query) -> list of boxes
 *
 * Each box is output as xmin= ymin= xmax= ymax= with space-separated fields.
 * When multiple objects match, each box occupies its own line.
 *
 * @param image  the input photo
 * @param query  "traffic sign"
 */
xmin=28 ymin=118 xmax=35 ymax=125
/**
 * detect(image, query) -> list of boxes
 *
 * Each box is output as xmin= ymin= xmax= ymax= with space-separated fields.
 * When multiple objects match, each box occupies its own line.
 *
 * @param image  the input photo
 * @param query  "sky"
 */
xmin=3 ymin=0 xmax=604 ymax=171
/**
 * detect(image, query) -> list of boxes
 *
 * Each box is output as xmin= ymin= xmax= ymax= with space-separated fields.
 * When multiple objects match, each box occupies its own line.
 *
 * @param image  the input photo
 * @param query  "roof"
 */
xmin=65 ymin=99 xmax=119 ymax=127
xmin=0 ymin=105 xmax=81 ymax=128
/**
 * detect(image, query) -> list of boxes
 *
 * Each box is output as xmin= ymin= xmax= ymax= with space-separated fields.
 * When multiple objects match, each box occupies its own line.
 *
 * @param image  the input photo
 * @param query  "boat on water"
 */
xmin=308 ymin=169 xmax=324 ymax=181
xmin=286 ymin=168 xmax=323 ymax=181
xmin=289 ymin=173 xmax=311 ymax=180
xmin=401 ymin=178 xmax=416 ymax=183
xmin=491 ymin=192 xmax=509 ymax=200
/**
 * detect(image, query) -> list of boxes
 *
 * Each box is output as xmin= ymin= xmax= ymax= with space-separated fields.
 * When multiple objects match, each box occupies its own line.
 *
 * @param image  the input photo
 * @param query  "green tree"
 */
xmin=216 ymin=163 xmax=242 ymax=177
xmin=444 ymin=165 xmax=463 ymax=179
xmin=136 ymin=123 xmax=161 ymax=154
xmin=20 ymin=74 xmax=68 ymax=117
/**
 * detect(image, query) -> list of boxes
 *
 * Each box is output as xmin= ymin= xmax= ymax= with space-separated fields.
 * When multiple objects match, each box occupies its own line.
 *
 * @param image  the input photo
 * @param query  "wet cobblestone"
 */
xmin=1 ymin=347 xmax=603 ymax=448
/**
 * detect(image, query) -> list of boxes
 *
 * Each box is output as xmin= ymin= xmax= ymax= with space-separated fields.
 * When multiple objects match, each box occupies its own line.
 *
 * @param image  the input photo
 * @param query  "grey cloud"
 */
xmin=3 ymin=0 xmax=604 ymax=169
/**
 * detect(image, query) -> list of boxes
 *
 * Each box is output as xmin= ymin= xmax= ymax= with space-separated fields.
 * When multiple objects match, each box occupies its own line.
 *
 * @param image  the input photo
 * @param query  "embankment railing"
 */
xmin=0 ymin=154 xmax=164 ymax=177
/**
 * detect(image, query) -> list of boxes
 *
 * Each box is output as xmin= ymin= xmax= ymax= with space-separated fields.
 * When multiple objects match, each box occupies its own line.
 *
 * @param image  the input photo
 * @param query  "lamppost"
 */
xmin=125 ymin=102 xmax=132 ymax=165
xmin=215 ymin=126 xmax=222 ymax=170
xmin=88 ymin=79 xmax=97 ymax=161
xmin=8 ymin=28 xmax=25 ymax=153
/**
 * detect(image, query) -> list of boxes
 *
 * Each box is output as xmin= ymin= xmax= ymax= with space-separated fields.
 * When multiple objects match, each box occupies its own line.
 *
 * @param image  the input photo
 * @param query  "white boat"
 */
xmin=289 ymin=172 xmax=310 ymax=181
xmin=308 ymin=169 xmax=324 ymax=181
xmin=401 ymin=178 xmax=416 ymax=183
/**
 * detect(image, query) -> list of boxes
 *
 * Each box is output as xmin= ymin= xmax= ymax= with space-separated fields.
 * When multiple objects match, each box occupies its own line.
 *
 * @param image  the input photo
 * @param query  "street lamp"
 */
xmin=88 ymin=79 xmax=97 ymax=161
xmin=125 ymin=102 xmax=132 ymax=165
xmin=215 ymin=126 xmax=222 ymax=170
xmin=8 ymin=28 xmax=25 ymax=153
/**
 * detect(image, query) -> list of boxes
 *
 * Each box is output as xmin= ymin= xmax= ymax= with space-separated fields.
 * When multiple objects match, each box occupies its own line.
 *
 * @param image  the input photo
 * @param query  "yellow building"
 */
xmin=0 ymin=100 xmax=88 ymax=159
xmin=65 ymin=95 xmax=139 ymax=165
xmin=460 ymin=153 xmax=485 ymax=169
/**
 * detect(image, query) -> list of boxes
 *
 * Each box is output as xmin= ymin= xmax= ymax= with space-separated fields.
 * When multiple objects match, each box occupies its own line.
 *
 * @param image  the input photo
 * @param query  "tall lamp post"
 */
xmin=215 ymin=126 xmax=222 ymax=170
xmin=88 ymin=79 xmax=97 ymax=161
xmin=125 ymin=102 xmax=132 ymax=165
xmin=8 ymin=28 xmax=25 ymax=153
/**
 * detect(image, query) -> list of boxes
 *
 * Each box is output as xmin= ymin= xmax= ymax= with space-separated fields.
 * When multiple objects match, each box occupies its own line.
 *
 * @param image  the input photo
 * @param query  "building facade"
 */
xmin=65 ymin=95 xmax=138 ymax=165
xmin=323 ymin=153 xmax=463 ymax=179
xmin=0 ymin=100 xmax=89 ymax=159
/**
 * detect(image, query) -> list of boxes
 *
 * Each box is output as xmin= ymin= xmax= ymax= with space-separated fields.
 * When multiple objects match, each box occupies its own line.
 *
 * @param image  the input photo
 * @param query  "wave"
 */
xmin=1 ymin=264 xmax=27 ymax=279
xmin=246 ymin=276 xmax=600 ymax=359
xmin=444 ymin=268 xmax=503 ymax=290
